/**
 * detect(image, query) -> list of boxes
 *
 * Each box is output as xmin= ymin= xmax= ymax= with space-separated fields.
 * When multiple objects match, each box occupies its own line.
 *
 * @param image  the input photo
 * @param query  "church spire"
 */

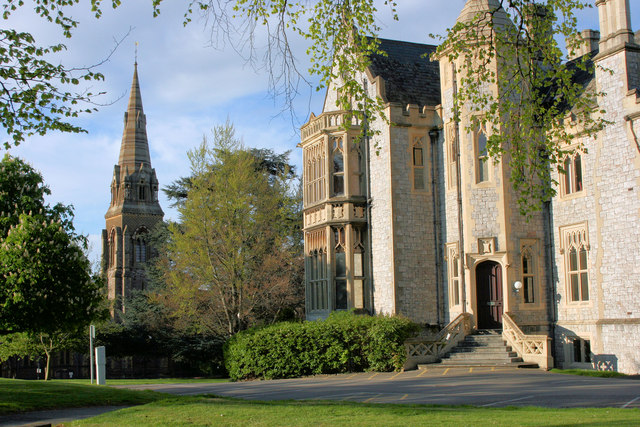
xmin=118 ymin=62 xmax=151 ymax=169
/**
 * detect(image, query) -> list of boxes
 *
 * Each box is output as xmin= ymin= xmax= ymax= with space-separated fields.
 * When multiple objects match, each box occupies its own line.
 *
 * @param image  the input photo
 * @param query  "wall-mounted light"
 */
xmin=513 ymin=281 xmax=523 ymax=294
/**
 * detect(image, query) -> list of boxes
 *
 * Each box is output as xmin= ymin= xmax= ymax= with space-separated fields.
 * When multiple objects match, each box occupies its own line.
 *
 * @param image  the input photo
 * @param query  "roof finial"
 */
xmin=134 ymin=41 xmax=138 ymax=66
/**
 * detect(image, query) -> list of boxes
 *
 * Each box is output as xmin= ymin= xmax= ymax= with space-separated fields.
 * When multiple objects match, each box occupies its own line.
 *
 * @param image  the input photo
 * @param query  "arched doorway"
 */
xmin=476 ymin=261 xmax=503 ymax=329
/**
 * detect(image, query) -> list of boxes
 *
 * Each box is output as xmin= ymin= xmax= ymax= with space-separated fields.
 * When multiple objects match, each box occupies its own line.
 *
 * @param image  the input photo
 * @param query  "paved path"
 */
xmin=118 ymin=367 xmax=640 ymax=409
xmin=0 ymin=406 xmax=129 ymax=427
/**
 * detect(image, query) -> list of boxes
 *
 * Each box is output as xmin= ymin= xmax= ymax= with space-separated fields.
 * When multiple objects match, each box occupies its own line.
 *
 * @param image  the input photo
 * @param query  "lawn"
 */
xmin=72 ymin=397 xmax=640 ymax=426
xmin=549 ymin=369 xmax=633 ymax=379
xmin=0 ymin=378 xmax=168 ymax=415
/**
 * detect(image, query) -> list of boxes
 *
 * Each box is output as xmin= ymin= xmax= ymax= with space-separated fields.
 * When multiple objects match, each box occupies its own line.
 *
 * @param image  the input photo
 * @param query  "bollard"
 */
xmin=95 ymin=346 xmax=106 ymax=385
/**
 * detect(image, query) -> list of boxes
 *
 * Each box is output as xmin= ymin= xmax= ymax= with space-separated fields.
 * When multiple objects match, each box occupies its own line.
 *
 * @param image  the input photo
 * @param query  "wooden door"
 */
xmin=476 ymin=261 xmax=503 ymax=329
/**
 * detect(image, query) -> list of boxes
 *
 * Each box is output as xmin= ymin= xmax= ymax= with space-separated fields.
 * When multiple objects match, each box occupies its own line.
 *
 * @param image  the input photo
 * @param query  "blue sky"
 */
xmin=1 ymin=1 xmax=634 ymax=267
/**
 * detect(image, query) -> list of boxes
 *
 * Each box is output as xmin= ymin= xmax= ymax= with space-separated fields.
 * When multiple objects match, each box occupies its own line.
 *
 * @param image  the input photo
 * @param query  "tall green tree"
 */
xmin=0 ymin=155 xmax=107 ymax=377
xmin=155 ymin=122 xmax=303 ymax=336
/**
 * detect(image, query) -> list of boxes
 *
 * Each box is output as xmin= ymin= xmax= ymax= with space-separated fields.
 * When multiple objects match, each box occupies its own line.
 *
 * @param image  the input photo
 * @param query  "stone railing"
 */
xmin=404 ymin=313 xmax=472 ymax=370
xmin=502 ymin=312 xmax=553 ymax=370
xmin=300 ymin=111 xmax=362 ymax=141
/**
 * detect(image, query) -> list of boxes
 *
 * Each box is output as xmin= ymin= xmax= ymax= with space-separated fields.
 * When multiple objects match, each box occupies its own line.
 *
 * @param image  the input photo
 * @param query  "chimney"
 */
xmin=596 ymin=0 xmax=634 ymax=52
xmin=566 ymin=30 xmax=601 ymax=60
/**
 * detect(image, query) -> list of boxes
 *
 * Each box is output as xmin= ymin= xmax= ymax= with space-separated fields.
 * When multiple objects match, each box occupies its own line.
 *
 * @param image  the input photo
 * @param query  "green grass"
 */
xmin=48 ymin=378 xmax=229 ymax=386
xmin=0 ymin=378 xmax=169 ymax=415
xmin=72 ymin=397 xmax=640 ymax=426
xmin=550 ymin=368 xmax=632 ymax=379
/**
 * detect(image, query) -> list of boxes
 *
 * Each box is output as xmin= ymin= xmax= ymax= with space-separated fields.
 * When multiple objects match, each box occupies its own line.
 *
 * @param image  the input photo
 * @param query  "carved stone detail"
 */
xmin=478 ymin=237 xmax=496 ymax=255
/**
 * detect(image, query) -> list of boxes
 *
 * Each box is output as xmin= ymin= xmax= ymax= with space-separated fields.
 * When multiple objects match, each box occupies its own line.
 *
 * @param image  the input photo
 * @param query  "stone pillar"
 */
xmin=596 ymin=0 xmax=634 ymax=52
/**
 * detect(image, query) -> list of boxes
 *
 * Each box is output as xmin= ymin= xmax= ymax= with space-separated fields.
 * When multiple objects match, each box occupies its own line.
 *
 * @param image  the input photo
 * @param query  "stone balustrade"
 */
xmin=502 ymin=312 xmax=553 ymax=370
xmin=404 ymin=312 xmax=472 ymax=370
xmin=301 ymin=111 xmax=362 ymax=141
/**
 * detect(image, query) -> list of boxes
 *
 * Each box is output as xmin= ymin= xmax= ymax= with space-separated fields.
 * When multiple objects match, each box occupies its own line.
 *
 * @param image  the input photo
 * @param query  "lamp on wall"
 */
xmin=513 ymin=281 xmax=523 ymax=295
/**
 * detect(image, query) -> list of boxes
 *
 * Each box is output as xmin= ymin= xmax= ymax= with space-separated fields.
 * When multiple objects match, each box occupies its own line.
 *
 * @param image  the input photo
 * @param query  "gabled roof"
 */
xmin=367 ymin=38 xmax=441 ymax=107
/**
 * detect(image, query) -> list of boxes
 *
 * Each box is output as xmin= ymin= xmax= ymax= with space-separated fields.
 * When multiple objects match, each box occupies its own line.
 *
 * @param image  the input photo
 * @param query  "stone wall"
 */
xmin=551 ymin=47 xmax=640 ymax=373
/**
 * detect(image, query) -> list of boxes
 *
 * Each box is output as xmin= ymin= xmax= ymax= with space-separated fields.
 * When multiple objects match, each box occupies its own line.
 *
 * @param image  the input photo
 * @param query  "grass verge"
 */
xmin=550 ymin=368 xmax=631 ymax=379
xmin=0 ymin=378 xmax=168 ymax=415
xmin=72 ymin=397 xmax=640 ymax=426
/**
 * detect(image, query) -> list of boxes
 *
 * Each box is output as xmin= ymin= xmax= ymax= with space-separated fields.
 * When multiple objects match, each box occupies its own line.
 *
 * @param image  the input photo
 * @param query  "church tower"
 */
xmin=102 ymin=63 xmax=164 ymax=313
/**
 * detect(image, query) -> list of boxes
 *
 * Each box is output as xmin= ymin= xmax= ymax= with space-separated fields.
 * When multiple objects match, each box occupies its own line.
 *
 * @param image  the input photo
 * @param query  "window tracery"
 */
xmin=476 ymin=129 xmax=489 ymax=183
xmin=306 ymin=229 xmax=328 ymax=311
xmin=560 ymin=224 xmax=590 ymax=302
xmin=304 ymin=140 xmax=326 ymax=205
xmin=332 ymin=137 xmax=345 ymax=196
xmin=333 ymin=226 xmax=347 ymax=309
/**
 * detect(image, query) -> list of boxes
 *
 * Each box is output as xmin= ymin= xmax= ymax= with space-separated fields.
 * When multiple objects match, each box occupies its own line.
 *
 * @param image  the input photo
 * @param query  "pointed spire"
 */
xmin=118 ymin=62 xmax=151 ymax=169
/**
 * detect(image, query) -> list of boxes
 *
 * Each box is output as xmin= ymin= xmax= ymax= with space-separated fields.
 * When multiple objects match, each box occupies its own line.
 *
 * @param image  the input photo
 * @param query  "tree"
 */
xmin=0 ymin=0 xmax=123 ymax=148
xmin=158 ymin=0 xmax=605 ymax=213
xmin=154 ymin=122 xmax=303 ymax=336
xmin=164 ymin=147 xmax=298 ymax=209
xmin=433 ymin=0 xmax=608 ymax=214
xmin=0 ymin=156 xmax=107 ymax=378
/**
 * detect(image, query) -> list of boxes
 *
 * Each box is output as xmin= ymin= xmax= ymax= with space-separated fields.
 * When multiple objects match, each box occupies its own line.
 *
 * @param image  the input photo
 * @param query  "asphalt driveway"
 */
xmin=118 ymin=367 xmax=640 ymax=409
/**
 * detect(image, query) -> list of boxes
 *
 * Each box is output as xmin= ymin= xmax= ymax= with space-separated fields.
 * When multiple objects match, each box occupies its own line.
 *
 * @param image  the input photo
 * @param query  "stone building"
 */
xmin=102 ymin=63 xmax=164 ymax=313
xmin=300 ymin=0 xmax=640 ymax=373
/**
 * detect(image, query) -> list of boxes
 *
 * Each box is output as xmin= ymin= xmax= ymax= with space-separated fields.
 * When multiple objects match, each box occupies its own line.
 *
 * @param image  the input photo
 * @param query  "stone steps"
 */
xmin=420 ymin=329 xmax=538 ymax=369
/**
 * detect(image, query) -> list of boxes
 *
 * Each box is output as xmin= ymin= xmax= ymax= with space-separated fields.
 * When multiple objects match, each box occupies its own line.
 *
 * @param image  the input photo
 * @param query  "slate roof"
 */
xmin=367 ymin=38 xmax=441 ymax=107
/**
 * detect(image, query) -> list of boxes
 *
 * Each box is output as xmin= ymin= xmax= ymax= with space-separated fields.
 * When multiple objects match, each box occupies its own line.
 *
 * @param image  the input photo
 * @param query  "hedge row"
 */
xmin=224 ymin=311 xmax=419 ymax=381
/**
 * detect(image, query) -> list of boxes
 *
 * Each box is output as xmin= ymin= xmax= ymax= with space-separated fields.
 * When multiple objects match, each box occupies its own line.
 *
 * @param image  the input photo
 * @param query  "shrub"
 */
xmin=224 ymin=312 xmax=418 ymax=381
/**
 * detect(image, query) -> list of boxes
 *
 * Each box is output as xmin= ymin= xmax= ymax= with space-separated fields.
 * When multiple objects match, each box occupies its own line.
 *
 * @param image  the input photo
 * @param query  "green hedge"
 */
xmin=224 ymin=312 xmax=419 ymax=381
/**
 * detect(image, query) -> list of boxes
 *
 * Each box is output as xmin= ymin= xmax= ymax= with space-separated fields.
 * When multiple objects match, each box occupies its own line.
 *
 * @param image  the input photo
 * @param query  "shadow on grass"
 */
xmin=73 ymin=396 xmax=640 ymax=426
xmin=0 ymin=378 xmax=167 ymax=415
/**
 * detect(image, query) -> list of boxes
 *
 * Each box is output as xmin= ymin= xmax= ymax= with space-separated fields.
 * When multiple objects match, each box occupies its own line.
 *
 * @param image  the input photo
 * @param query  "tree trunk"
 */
xmin=40 ymin=334 xmax=52 ymax=381
xmin=44 ymin=350 xmax=51 ymax=381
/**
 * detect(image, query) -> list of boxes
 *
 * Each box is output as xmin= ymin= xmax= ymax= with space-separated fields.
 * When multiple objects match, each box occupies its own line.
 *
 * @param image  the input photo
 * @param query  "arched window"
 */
xmin=561 ymin=225 xmax=589 ymax=302
xmin=135 ymin=238 xmax=147 ymax=263
xmin=332 ymin=137 xmax=344 ymax=196
xmin=476 ymin=130 xmax=489 ymax=183
xmin=109 ymin=229 xmax=116 ymax=267
xmin=562 ymin=154 xmax=583 ymax=195
xmin=333 ymin=226 xmax=347 ymax=309
xmin=446 ymin=243 xmax=460 ymax=306
xmin=133 ymin=228 xmax=149 ymax=265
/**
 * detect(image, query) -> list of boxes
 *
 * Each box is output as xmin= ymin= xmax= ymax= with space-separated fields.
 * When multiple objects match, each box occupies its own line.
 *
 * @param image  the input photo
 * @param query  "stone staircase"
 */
xmin=423 ymin=329 xmax=537 ymax=368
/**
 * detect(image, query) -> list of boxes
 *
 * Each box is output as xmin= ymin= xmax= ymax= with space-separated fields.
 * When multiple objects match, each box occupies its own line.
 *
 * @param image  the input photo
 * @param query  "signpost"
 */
xmin=89 ymin=325 xmax=95 ymax=384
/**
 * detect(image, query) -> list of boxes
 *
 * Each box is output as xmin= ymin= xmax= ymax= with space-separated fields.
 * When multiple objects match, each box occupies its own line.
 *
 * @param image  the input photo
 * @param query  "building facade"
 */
xmin=300 ymin=0 xmax=640 ymax=373
xmin=102 ymin=63 xmax=164 ymax=313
